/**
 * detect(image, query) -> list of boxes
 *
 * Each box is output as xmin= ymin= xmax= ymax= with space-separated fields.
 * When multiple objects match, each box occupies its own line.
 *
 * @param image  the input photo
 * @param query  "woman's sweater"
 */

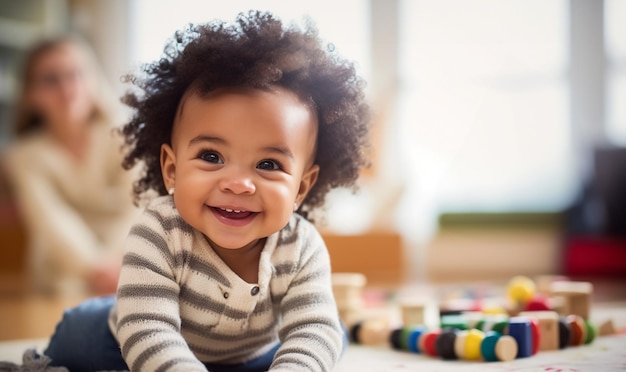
xmin=4 ymin=122 xmax=138 ymax=294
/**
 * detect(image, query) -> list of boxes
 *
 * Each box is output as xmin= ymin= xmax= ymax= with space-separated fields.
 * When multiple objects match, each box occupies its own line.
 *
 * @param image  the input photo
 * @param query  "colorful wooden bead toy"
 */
xmin=435 ymin=329 xmax=458 ymax=360
xmin=474 ymin=316 xmax=509 ymax=334
xmin=527 ymin=317 xmax=540 ymax=355
xmin=407 ymin=327 xmax=427 ymax=353
xmin=464 ymin=329 xmax=485 ymax=361
xmin=550 ymin=281 xmax=593 ymax=320
xmin=567 ymin=314 xmax=587 ymax=346
xmin=480 ymin=331 xmax=518 ymax=362
xmin=421 ymin=330 xmax=441 ymax=357
xmin=507 ymin=276 xmax=536 ymax=304
xmin=453 ymin=330 xmax=469 ymax=360
xmin=584 ymin=319 xmax=597 ymax=344
xmin=508 ymin=317 xmax=532 ymax=358
xmin=518 ymin=311 xmax=559 ymax=351
xmin=389 ymin=328 xmax=403 ymax=350
xmin=558 ymin=316 xmax=572 ymax=349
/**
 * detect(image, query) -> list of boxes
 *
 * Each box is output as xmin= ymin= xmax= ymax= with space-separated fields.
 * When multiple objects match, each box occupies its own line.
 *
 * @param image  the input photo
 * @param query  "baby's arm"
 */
xmin=114 ymin=210 xmax=206 ymax=371
xmin=271 ymin=230 xmax=344 ymax=371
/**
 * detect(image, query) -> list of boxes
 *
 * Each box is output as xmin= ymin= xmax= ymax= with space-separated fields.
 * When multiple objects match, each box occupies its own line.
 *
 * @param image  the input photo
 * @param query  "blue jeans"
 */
xmin=45 ymin=296 xmax=347 ymax=372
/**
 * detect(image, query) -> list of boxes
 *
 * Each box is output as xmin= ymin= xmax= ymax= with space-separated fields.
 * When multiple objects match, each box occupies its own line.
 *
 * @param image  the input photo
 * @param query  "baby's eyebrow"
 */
xmin=188 ymin=135 xmax=224 ymax=147
xmin=263 ymin=146 xmax=293 ymax=159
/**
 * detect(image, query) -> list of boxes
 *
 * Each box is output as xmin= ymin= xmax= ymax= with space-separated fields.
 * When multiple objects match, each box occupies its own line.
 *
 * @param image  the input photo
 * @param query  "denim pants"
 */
xmin=45 ymin=296 xmax=347 ymax=372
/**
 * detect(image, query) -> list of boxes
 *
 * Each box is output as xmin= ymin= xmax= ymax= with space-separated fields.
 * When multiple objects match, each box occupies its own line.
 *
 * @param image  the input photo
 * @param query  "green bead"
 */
xmin=584 ymin=320 xmax=597 ymax=344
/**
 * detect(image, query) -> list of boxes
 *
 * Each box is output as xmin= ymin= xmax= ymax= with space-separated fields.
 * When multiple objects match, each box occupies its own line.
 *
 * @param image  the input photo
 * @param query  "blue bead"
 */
xmin=407 ymin=327 xmax=426 ymax=353
xmin=508 ymin=317 xmax=532 ymax=358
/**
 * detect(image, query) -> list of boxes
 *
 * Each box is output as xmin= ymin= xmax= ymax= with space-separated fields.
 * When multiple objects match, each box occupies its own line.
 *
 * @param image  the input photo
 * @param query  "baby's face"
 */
xmin=161 ymin=87 xmax=319 ymax=251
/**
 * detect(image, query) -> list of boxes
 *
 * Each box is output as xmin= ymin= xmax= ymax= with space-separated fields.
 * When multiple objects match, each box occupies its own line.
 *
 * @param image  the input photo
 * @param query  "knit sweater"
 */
xmin=3 ymin=122 xmax=138 ymax=294
xmin=108 ymin=196 xmax=343 ymax=371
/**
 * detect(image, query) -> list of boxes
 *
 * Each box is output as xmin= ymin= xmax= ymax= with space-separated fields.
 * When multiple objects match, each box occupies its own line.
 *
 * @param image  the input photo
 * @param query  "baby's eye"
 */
xmin=257 ymin=160 xmax=280 ymax=171
xmin=199 ymin=151 xmax=223 ymax=164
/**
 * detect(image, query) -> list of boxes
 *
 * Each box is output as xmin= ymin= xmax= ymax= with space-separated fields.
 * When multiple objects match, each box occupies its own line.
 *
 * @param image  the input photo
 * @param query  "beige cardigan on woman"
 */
xmin=4 ymin=122 xmax=139 ymax=295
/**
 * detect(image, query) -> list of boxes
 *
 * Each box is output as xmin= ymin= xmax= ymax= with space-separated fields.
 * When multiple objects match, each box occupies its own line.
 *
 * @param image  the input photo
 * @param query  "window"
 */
xmin=606 ymin=0 xmax=626 ymax=145
xmin=129 ymin=0 xmax=370 ymax=79
xmin=398 ymin=0 xmax=573 ymax=213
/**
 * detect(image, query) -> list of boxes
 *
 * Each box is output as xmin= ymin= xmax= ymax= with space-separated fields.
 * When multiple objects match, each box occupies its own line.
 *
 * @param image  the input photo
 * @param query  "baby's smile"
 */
xmin=210 ymin=206 xmax=258 ymax=226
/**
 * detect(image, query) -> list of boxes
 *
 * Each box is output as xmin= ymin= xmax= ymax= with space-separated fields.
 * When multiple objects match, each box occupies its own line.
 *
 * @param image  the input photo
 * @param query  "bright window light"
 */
xmin=606 ymin=0 xmax=626 ymax=145
xmin=398 ymin=0 xmax=572 ymax=213
xmin=129 ymin=0 xmax=369 ymax=79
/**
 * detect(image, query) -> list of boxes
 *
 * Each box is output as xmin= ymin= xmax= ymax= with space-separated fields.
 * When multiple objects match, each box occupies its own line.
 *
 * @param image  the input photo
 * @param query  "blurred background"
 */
xmin=0 ymin=0 xmax=625 ymax=327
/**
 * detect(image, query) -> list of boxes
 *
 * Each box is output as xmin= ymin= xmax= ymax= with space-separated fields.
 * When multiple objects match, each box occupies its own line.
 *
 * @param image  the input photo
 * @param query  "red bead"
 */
xmin=423 ymin=331 xmax=441 ymax=357
xmin=525 ymin=294 xmax=551 ymax=311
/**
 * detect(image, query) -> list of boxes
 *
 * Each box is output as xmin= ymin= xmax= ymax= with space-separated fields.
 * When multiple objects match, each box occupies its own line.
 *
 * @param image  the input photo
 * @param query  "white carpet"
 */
xmin=1 ymin=335 xmax=626 ymax=371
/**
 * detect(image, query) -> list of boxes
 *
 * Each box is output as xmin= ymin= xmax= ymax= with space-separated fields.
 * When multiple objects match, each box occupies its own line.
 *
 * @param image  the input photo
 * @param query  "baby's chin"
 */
xmin=206 ymin=236 xmax=265 ymax=251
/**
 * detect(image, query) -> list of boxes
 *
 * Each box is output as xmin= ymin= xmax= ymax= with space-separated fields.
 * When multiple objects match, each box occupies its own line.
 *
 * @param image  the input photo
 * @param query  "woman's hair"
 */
xmin=120 ymin=11 xmax=370 ymax=218
xmin=14 ymin=35 xmax=120 ymax=136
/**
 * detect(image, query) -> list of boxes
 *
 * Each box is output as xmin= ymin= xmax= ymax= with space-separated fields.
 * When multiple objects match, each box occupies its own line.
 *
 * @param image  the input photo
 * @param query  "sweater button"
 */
xmin=250 ymin=286 xmax=260 ymax=296
xmin=223 ymin=292 xmax=229 ymax=299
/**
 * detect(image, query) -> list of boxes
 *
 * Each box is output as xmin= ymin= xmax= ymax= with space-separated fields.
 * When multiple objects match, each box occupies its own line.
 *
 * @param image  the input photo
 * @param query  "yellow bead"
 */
xmin=507 ymin=276 xmax=536 ymax=303
xmin=464 ymin=329 xmax=485 ymax=360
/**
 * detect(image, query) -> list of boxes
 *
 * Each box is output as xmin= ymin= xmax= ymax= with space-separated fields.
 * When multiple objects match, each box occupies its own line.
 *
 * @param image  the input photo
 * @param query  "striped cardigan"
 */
xmin=108 ymin=196 xmax=342 ymax=371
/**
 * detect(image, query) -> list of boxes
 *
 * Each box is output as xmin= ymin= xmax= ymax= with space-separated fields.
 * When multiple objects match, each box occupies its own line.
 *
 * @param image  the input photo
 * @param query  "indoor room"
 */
xmin=0 ymin=0 xmax=625 ymax=370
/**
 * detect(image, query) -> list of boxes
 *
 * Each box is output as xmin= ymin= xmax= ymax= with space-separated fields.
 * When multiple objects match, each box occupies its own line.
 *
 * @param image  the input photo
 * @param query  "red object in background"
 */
xmin=564 ymin=237 xmax=626 ymax=276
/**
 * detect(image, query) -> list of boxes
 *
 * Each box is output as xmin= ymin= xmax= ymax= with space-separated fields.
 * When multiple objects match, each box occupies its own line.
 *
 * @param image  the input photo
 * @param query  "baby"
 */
xmin=45 ymin=10 xmax=370 ymax=372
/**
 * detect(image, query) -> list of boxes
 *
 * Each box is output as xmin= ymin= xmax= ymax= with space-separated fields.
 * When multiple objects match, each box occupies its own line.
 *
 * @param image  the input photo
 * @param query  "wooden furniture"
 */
xmin=323 ymin=231 xmax=405 ymax=285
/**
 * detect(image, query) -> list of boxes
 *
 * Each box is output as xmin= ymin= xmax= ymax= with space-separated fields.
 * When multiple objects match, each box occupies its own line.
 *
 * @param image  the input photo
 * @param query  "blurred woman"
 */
xmin=3 ymin=36 xmax=138 ymax=296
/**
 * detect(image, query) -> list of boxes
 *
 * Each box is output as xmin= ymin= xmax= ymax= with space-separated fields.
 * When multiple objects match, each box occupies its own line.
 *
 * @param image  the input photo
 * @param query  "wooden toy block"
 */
xmin=358 ymin=318 xmax=391 ymax=346
xmin=332 ymin=272 xmax=366 ymax=322
xmin=549 ymin=281 xmax=592 ymax=319
xmin=332 ymin=273 xmax=366 ymax=303
xmin=597 ymin=319 xmax=616 ymax=336
xmin=401 ymin=301 xmax=425 ymax=326
xmin=533 ymin=275 xmax=569 ymax=294
xmin=518 ymin=311 xmax=559 ymax=351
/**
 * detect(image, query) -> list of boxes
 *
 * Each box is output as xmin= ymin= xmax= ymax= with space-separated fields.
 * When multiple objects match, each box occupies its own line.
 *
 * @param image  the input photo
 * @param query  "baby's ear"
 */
xmin=160 ymin=144 xmax=176 ymax=190
xmin=296 ymin=164 xmax=320 ymax=205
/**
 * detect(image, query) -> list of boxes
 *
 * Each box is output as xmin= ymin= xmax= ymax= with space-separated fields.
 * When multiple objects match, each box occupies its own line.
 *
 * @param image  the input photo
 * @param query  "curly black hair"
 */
xmin=119 ymin=10 xmax=370 ymax=219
